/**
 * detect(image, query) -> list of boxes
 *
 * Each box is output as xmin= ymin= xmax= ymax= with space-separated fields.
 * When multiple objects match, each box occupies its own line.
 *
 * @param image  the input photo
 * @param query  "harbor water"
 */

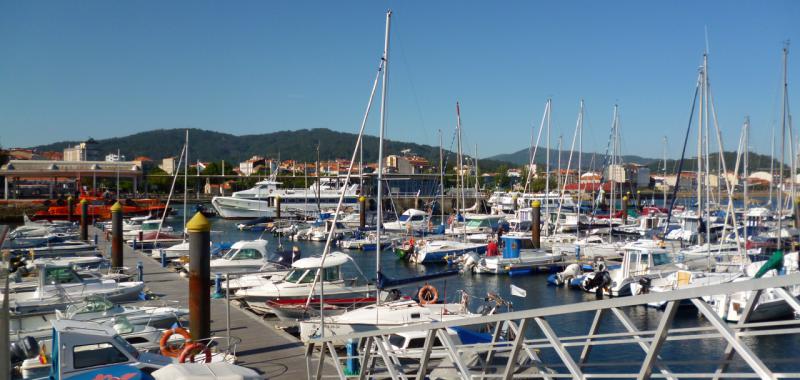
xmin=158 ymin=208 xmax=799 ymax=375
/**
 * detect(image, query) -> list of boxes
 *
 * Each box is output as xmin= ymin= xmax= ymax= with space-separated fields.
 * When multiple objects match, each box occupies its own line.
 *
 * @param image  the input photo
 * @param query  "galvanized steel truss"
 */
xmin=306 ymin=273 xmax=800 ymax=379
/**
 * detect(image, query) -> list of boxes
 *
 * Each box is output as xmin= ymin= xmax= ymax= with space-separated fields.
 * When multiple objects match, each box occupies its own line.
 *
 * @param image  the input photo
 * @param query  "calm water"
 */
xmin=159 ymin=208 xmax=798 ymax=375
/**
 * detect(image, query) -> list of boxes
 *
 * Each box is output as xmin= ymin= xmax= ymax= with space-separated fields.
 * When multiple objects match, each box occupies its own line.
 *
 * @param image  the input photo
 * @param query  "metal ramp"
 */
xmin=305 ymin=273 xmax=800 ymax=379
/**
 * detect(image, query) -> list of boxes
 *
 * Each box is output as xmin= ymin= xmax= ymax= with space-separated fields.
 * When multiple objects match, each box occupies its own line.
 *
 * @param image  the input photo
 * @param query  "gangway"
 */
xmin=306 ymin=273 xmax=800 ymax=379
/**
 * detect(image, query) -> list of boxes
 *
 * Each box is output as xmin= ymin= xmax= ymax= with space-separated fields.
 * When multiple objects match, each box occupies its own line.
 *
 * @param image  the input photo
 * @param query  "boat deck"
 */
xmin=89 ymin=225 xmax=332 ymax=378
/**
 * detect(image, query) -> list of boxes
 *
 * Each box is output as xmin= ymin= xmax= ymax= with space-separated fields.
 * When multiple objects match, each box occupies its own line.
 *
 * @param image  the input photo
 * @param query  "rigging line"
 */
xmin=664 ymin=73 xmax=702 ymax=234
xmin=395 ymin=23 xmax=430 ymax=146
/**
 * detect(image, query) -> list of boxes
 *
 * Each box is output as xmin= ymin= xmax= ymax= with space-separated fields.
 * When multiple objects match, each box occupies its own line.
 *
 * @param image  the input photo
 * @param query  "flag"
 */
xmin=510 ymin=284 xmax=527 ymax=298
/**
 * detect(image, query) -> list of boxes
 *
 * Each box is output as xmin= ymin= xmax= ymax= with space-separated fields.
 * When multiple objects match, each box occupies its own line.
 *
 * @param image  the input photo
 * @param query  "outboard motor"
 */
xmin=461 ymin=252 xmax=480 ymax=273
xmin=9 ymin=336 xmax=40 ymax=365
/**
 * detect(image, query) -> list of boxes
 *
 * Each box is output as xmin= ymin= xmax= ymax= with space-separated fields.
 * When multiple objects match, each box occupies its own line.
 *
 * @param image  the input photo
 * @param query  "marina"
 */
xmin=3 ymin=3 xmax=800 ymax=379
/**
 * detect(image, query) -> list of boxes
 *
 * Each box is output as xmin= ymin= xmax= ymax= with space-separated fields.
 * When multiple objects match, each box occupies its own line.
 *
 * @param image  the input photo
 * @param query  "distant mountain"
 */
xmin=489 ymin=146 xmax=777 ymax=173
xmin=488 ymin=147 xmax=656 ymax=169
xmin=31 ymin=128 xmax=512 ymax=170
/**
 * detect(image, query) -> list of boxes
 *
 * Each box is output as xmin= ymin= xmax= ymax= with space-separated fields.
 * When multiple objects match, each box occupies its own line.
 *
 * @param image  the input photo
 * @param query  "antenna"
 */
xmin=704 ymin=25 xmax=710 ymax=55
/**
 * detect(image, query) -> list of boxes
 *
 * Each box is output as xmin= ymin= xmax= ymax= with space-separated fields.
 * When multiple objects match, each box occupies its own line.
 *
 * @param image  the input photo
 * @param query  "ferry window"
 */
xmin=234 ymin=249 xmax=262 ymax=260
xmin=73 ymin=343 xmax=129 ymax=369
xmin=322 ymin=266 xmax=340 ymax=281
xmin=45 ymin=268 xmax=82 ymax=285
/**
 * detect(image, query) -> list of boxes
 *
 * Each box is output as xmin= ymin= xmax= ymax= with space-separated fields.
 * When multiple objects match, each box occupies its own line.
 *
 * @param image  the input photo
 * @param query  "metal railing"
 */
xmin=306 ymin=273 xmax=800 ymax=379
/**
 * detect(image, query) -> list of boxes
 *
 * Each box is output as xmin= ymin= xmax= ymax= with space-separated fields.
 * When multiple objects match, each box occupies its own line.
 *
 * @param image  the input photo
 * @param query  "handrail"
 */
xmin=309 ymin=272 xmax=800 ymax=344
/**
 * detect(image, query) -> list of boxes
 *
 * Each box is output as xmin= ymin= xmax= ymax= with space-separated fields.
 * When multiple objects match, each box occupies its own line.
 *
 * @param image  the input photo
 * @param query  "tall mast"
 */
xmin=456 ymin=102 xmax=464 ymax=219
xmin=697 ymin=60 xmax=704 ymax=217
xmin=183 ymin=130 xmax=188 ymax=232
xmin=743 ymin=117 xmax=750 ymax=252
xmin=557 ymin=135 xmax=563 ymax=194
xmin=375 ymin=9 xmax=391 ymax=307
xmin=770 ymin=127 xmax=775 ymax=206
xmin=662 ymin=136 xmax=668 ymax=208
xmin=609 ymin=105 xmax=618 ymax=238
xmin=577 ymin=100 xmax=584 ymax=238
xmin=474 ymin=144 xmax=480 ymax=208
xmin=439 ymin=130 xmax=444 ymax=225
xmin=316 ymin=143 xmax=321 ymax=213
xmin=778 ymin=45 xmax=788 ymax=248
xmin=703 ymin=53 xmax=711 ymax=252
xmin=545 ymin=98 xmax=551 ymax=234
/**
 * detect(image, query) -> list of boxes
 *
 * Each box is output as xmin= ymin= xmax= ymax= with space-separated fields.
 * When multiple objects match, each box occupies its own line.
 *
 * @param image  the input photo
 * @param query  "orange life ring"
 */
xmin=160 ymin=327 xmax=192 ymax=357
xmin=418 ymin=284 xmax=439 ymax=305
xmin=178 ymin=342 xmax=212 ymax=363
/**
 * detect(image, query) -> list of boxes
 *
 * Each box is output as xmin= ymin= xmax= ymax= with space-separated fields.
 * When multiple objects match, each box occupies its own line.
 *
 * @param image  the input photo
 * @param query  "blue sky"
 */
xmin=0 ymin=1 xmax=797 ymax=159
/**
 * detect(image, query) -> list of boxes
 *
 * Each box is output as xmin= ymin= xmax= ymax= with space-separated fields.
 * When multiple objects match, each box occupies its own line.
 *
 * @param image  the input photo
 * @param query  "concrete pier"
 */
xmin=90 ymin=224 xmax=332 ymax=377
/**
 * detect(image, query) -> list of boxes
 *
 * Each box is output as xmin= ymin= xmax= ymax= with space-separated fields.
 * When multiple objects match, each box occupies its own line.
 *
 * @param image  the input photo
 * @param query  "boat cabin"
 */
xmin=34 ymin=319 xmax=172 ymax=380
xmin=219 ymin=239 xmax=269 ymax=261
xmin=282 ymin=252 xmax=351 ymax=284
xmin=620 ymin=242 xmax=674 ymax=278
xmin=398 ymin=209 xmax=428 ymax=223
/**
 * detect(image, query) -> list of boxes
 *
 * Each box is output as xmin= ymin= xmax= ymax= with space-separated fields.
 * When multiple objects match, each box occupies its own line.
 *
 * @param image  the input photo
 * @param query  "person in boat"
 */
xmin=486 ymin=238 xmax=499 ymax=257
xmin=496 ymin=226 xmax=505 ymax=248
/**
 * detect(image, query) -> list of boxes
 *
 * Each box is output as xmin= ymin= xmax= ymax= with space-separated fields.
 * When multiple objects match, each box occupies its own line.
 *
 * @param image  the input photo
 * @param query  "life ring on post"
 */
xmin=178 ymin=342 xmax=212 ymax=363
xmin=418 ymin=284 xmax=439 ymax=305
xmin=160 ymin=327 xmax=192 ymax=357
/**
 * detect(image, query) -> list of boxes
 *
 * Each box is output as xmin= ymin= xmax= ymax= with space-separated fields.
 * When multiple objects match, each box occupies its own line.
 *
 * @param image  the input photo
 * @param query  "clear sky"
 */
xmin=0 ymin=1 xmax=797 ymax=159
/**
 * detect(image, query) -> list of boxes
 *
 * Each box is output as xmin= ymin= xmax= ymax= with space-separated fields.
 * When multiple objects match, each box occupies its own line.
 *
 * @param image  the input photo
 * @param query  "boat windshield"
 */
xmin=398 ymin=214 xmax=410 ymax=222
xmin=223 ymin=248 xmax=262 ymax=261
xmin=285 ymin=269 xmax=314 ymax=284
xmin=652 ymin=253 xmax=673 ymax=266
xmin=45 ymin=267 xmax=83 ymax=285
xmin=67 ymin=297 xmax=114 ymax=316
xmin=466 ymin=219 xmax=485 ymax=228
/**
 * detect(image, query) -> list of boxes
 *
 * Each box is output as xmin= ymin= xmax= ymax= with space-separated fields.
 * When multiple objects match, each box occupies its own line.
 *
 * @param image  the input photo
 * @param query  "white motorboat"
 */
xmin=551 ymin=235 xmax=624 ymax=260
xmin=5 ymin=265 xmax=145 ymax=314
xmin=408 ymin=239 xmax=486 ymax=264
xmin=123 ymin=220 xmax=175 ymax=240
xmin=211 ymin=178 xmax=361 ymax=219
xmin=208 ymin=239 xmax=271 ymax=274
xmin=383 ymin=209 xmax=431 ymax=233
xmin=234 ymin=252 xmax=375 ymax=319
xmin=299 ymin=298 xmax=472 ymax=342
xmin=10 ymin=296 xmax=188 ymax=341
xmin=705 ymin=252 xmax=800 ymax=322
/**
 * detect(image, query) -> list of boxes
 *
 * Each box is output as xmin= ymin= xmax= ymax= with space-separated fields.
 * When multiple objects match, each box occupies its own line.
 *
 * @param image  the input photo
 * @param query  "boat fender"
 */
xmin=418 ymin=284 xmax=439 ymax=305
xmin=160 ymin=327 xmax=192 ymax=357
xmin=178 ymin=342 xmax=212 ymax=363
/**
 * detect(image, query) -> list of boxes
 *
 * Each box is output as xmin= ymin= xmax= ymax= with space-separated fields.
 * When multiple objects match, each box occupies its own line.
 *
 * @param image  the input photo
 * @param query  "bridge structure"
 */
xmin=306 ymin=273 xmax=800 ymax=379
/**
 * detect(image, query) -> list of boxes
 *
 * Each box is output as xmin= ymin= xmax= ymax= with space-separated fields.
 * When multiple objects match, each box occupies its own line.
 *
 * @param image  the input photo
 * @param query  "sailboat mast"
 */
xmin=456 ymin=102 xmax=464 ymax=218
xmin=184 ymin=130 xmax=189 ymax=231
xmin=662 ymin=136 xmax=668 ymax=208
xmin=544 ymin=99 xmax=551 ymax=235
xmin=375 ymin=9 xmax=391 ymax=307
xmin=609 ymin=105 xmax=618 ymax=237
xmin=697 ymin=61 xmax=704 ymax=217
xmin=770 ymin=127 xmax=775 ymax=206
xmin=557 ymin=135 xmax=563 ymax=194
xmin=703 ymin=53 xmax=712 ymax=253
xmin=744 ymin=117 xmax=750 ymax=251
xmin=475 ymin=144 xmax=480 ymax=208
xmin=577 ymin=100 xmax=584 ymax=238
xmin=439 ymin=130 xmax=444 ymax=225
xmin=778 ymin=45 xmax=788 ymax=248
